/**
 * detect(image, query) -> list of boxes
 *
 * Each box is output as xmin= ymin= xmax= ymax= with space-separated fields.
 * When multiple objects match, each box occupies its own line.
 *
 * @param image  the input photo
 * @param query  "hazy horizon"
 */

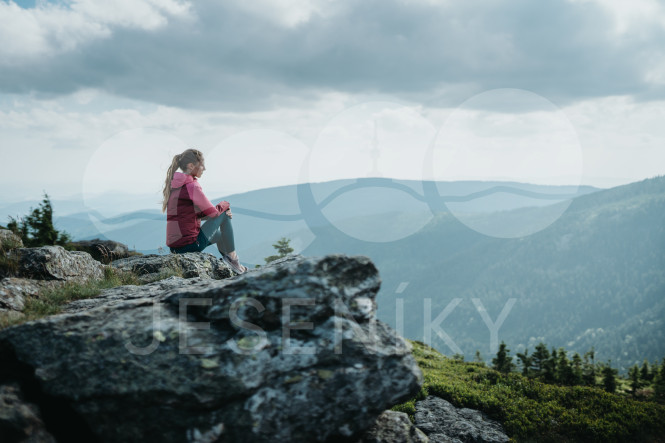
xmin=0 ymin=174 xmax=621 ymax=210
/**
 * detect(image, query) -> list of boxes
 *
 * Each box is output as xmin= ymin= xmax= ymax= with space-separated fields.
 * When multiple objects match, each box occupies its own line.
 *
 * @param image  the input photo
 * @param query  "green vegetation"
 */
xmin=393 ymin=340 xmax=665 ymax=442
xmin=0 ymin=234 xmax=21 ymax=277
xmin=264 ymin=237 xmax=294 ymax=263
xmin=7 ymin=192 xmax=72 ymax=248
xmin=492 ymin=341 xmax=665 ymax=405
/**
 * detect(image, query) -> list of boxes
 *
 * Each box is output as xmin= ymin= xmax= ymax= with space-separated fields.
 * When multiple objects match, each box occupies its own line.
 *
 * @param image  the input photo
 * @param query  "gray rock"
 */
xmin=360 ymin=410 xmax=430 ymax=443
xmin=0 ymin=254 xmax=423 ymax=443
xmin=67 ymin=239 xmax=130 ymax=263
xmin=9 ymin=246 xmax=105 ymax=283
xmin=0 ymin=383 xmax=56 ymax=443
xmin=0 ymin=229 xmax=23 ymax=250
xmin=111 ymin=252 xmax=233 ymax=283
xmin=414 ymin=396 xmax=509 ymax=443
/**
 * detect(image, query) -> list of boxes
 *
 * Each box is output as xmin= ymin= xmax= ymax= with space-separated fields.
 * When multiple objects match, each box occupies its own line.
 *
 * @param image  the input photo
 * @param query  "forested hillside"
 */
xmin=305 ymin=176 xmax=665 ymax=371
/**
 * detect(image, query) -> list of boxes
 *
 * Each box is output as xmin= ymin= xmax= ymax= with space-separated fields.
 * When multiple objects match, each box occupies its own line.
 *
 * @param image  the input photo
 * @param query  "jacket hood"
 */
xmin=171 ymin=171 xmax=196 ymax=188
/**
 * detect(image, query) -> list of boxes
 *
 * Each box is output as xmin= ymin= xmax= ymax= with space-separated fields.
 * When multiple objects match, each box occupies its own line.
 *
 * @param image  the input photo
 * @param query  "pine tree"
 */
xmin=542 ymin=348 xmax=558 ymax=384
xmin=516 ymin=348 xmax=533 ymax=377
xmin=571 ymin=352 xmax=584 ymax=386
xmin=640 ymin=359 xmax=652 ymax=382
xmin=7 ymin=193 xmax=70 ymax=247
xmin=492 ymin=341 xmax=514 ymax=374
xmin=264 ymin=237 xmax=294 ymax=263
xmin=532 ymin=342 xmax=550 ymax=378
xmin=630 ymin=364 xmax=641 ymax=398
xmin=474 ymin=350 xmax=485 ymax=366
xmin=557 ymin=348 xmax=575 ymax=385
xmin=582 ymin=348 xmax=597 ymax=387
xmin=654 ymin=358 xmax=665 ymax=403
xmin=602 ymin=361 xmax=617 ymax=393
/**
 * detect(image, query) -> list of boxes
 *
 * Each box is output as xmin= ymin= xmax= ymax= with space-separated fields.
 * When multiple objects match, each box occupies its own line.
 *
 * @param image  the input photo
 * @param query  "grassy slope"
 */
xmin=393 ymin=340 xmax=665 ymax=443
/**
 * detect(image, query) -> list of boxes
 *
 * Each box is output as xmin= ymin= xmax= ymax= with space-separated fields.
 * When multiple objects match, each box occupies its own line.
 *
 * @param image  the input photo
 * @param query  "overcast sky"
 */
xmin=1 ymin=0 xmax=665 ymax=205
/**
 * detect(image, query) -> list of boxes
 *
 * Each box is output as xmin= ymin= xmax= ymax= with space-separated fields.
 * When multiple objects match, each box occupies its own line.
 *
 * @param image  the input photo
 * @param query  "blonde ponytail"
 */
xmin=161 ymin=149 xmax=204 ymax=213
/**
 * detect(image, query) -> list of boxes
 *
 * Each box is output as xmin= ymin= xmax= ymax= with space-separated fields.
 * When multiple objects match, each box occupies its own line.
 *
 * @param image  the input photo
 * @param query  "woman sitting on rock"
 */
xmin=162 ymin=148 xmax=247 ymax=274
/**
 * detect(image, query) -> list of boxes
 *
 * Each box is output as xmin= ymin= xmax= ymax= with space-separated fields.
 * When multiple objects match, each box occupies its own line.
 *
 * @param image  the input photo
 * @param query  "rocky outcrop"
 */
xmin=1 ymin=246 xmax=107 ymax=316
xmin=360 ymin=410 xmax=430 ymax=443
xmin=111 ymin=252 xmax=234 ymax=283
xmin=414 ymin=396 xmax=509 ymax=443
xmin=0 ymin=254 xmax=423 ymax=442
xmin=9 ymin=246 xmax=105 ymax=283
xmin=67 ymin=239 xmax=130 ymax=263
xmin=1 ymin=248 xmax=237 ymax=318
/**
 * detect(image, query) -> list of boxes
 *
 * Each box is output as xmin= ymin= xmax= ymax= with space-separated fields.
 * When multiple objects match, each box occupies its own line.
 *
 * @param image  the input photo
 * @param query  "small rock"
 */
xmin=414 ymin=396 xmax=509 ymax=443
xmin=67 ymin=239 xmax=130 ymax=263
xmin=360 ymin=410 xmax=430 ymax=443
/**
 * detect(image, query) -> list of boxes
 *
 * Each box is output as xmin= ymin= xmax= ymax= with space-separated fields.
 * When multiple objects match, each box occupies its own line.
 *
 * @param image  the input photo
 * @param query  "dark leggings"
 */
xmin=169 ymin=212 xmax=235 ymax=254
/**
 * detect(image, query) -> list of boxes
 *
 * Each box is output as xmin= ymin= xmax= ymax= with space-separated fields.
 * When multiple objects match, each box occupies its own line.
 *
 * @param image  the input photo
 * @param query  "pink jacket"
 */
xmin=166 ymin=172 xmax=230 ymax=248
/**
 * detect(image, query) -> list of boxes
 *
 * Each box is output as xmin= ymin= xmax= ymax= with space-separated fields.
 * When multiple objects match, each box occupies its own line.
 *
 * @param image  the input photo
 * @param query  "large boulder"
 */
xmin=9 ymin=246 xmax=105 ymax=283
xmin=414 ymin=396 xmax=509 ymax=443
xmin=0 ymin=254 xmax=422 ymax=443
xmin=111 ymin=252 xmax=233 ymax=283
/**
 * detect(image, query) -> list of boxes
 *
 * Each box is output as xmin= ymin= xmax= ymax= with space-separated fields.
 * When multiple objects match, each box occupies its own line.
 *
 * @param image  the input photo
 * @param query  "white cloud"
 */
xmin=1 ymin=0 xmax=662 ymax=109
xmin=564 ymin=95 xmax=665 ymax=186
xmin=568 ymin=0 xmax=665 ymax=35
xmin=0 ymin=0 xmax=191 ymax=66
xmin=72 ymin=0 xmax=192 ymax=29
xmin=0 ymin=89 xmax=358 ymax=199
xmin=231 ymin=0 xmax=341 ymax=28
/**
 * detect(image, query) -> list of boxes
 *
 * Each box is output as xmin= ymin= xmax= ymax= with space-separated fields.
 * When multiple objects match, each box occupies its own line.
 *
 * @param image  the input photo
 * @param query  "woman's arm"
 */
xmin=190 ymin=181 xmax=230 ymax=218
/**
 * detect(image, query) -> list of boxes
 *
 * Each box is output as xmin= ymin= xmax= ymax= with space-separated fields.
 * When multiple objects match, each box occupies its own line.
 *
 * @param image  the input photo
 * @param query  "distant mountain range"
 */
xmin=2 ymin=177 xmax=663 ymax=371
xmin=304 ymin=176 xmax=665 ymax=372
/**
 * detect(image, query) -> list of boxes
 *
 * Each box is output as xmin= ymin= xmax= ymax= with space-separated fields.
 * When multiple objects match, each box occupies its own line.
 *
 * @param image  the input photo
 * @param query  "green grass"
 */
xmin=393 ymin=340 xmax=665 ymax=443
xmin=0 ymin=234 xmax=22 ymax=277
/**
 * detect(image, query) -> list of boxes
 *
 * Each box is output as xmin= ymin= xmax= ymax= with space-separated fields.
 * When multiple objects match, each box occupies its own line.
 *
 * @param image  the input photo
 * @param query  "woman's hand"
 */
xmin=226 ymin=209 xmax=232 ymax=219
